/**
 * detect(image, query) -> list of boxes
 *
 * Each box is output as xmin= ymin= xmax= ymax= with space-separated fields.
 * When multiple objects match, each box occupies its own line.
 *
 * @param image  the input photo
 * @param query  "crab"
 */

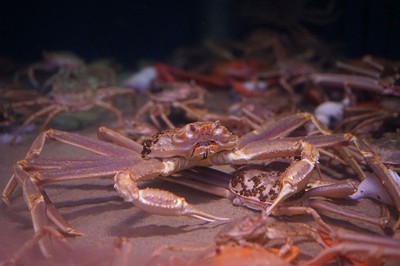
xmin=149 ymin=205 xmax=339 ymax=265
xmin=134 ymin=81 xmax=207 ymax=129
xmin=216 ymin=212 xmax=400 ymax=266
xmin=6 ymin=78 xmax=134 ymax=143
xmin=15 ymin=51 xmax=116 ymax=93
xmin=304 ymin=227 xmax=400 ymax=266
xmin=18 ymin=51 xmax=86 ymax=90
xmin=146 ymin=211 xmax=319 ymax=266
xmin=2 ymin=112 xmax=398 ymax=257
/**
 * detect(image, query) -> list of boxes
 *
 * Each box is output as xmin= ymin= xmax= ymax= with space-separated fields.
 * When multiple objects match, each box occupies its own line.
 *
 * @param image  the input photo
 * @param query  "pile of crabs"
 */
xmin=1 ymin=34 xmax=400 ymax=265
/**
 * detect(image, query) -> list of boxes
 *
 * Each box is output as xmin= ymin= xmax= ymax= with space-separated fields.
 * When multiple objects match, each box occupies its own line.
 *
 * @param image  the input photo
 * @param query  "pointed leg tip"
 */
xmin=2 ymin=196 xmax=11 ymax=207
xmin=66 ymin=228 xmax=84 ymax=237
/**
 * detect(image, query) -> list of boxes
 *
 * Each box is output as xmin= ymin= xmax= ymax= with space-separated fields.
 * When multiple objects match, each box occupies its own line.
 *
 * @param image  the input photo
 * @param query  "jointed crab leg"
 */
xmin=237 ymin=112 xmax=330 ymax=147
xmin=3 ymin=127 xmax=228 ymax=253
xmin=303 ymin=228 xmax=400 ymax=266
xmin=3 ymin=129 xmax=140 ymax=200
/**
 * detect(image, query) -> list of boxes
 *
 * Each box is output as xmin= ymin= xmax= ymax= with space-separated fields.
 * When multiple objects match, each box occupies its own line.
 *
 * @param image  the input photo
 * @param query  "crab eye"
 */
xmin=190 ymin=124 xmax=197 ymax=132
xmin=215 ymin=120 xmax=221 ymax=128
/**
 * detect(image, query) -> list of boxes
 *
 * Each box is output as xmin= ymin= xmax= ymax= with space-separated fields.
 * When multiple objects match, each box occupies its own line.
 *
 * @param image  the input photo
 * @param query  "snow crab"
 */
xmin=15 ymin=51 xmax=116 ymax=92
xmin=2 ymin=112 xmax=398 ymax=257
xmin=134 ymin=81 xmax=207 ymax=129
xmin=6 ymin=80 xmax=134 ymax=144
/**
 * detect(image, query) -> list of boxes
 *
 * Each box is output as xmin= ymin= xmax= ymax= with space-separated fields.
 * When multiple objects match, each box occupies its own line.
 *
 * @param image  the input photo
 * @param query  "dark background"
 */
xmin=0 ymin=0 xmax=399 ymax=68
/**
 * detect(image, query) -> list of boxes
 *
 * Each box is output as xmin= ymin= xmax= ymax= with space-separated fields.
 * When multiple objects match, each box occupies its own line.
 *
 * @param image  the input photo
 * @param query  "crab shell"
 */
xmin=141 ymin=121 xmax=238 ymax=159
xmin=229 ymin=164 xmax=290 ymax=210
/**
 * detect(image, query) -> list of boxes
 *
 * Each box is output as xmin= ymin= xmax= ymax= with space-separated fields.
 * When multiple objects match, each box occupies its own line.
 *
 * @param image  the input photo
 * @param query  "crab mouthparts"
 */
xmin=192 ymin=141 xmax=219 ymax=159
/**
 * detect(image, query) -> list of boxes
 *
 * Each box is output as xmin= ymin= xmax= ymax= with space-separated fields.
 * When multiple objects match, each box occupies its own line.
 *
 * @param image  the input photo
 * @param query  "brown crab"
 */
xmin=2 ymin=112 xmax=398 ymax=257
xmin=134 ymin=81 xmax=207 ymax=129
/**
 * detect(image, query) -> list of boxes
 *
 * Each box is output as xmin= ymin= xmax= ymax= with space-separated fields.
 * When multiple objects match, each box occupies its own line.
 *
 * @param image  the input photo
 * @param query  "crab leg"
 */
xmin=303 ymin=228 xmax=400 ymax=266
xmin=311 ymin=73 xmax=386 ymax=93
xmin=4 ymin=226 xmax=71 ymax=263
xmin=306 ymin=199 xmax=392 ymax=230
xmin=113 ymin=160 xmax=228 ymax=222
xmin=94 ymin=100 xmax=124 ymax=125
xmin=3 ymin=129 xmax=140 ymax=201
xmin=160 ymin=169 xmax=234 ymax=199
xmin=27 ymin=129 xmax=138 ymax=159
xmin=11 ymin=105 xmax=58 ymax=144
xmin=13 ymin=163 xmax=71 ymax=257
xmin=238 ymin=112 xmax=330 ymax=147
xmin=97 ymin=126 xmax=143 ymax=153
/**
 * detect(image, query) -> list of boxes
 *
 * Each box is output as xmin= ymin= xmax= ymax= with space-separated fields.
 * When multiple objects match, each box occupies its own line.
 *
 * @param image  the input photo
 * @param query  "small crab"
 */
xmin=21 ymin=51 xmax=86 ymax=90
xmin=15 ymin=51 xmax=116 ymax=93
xmin=134 ymin=81 xmax=207 ymax=129
xmin=6 ymin=77 xmax=134 ymax=143
xmin=2 ymin=112 xmax=398 ymax=257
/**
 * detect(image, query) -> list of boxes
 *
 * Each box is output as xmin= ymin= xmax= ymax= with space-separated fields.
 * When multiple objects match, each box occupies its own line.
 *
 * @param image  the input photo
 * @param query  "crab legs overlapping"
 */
xmin=2 ymin=112 xmax=398 ymax=257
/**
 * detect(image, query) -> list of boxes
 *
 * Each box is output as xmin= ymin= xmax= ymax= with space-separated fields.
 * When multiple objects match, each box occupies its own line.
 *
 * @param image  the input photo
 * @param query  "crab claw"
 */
xmin=113 ymin=169 xmax=228 ymax=222
xmin=120 ymin=188 xmax=229 ymax=222
xmin=134 ymin=188 xmax=229 ymax=222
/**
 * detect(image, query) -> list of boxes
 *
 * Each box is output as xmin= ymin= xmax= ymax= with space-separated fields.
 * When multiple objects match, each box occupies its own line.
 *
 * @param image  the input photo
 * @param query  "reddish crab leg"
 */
xmin=303 ymin=228 xmax=400 ymax=266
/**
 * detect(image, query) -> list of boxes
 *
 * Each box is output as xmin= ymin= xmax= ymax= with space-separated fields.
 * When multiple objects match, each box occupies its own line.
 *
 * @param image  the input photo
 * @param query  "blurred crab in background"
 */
xmin=15 ymin=51 xmax=116 ymax=92
xmin=1 ymin=51 xmax=133 ymax=144
xmin=310 ymin=56 xmax=400 ymax=129
xmin=4 ymin=80 xmax=134 ymax=144
xmin=134 ymin=81 xmax=207 ymax=129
